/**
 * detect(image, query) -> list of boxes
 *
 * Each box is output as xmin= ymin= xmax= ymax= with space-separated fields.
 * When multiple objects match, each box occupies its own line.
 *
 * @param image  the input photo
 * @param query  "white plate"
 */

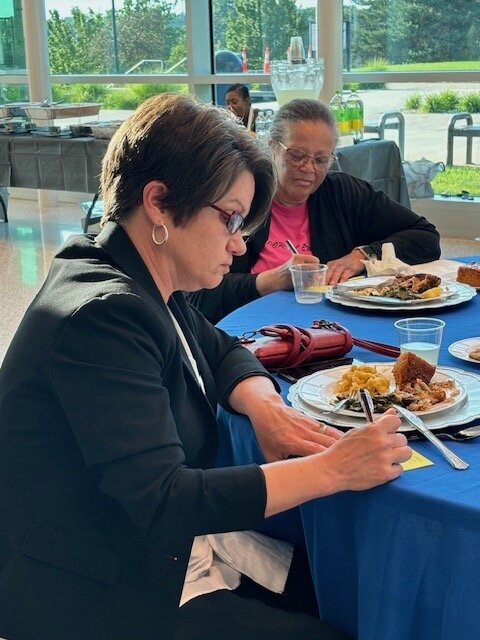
xmin=448 ymin=337 xmax=480 ymax=364
xmin=297 ymin=363 xmax=466 ymax=418
xmin=333 ymin=279 xmax=455 ymax=306
xmin=288 ymin=367 xmax=480 ymax=433
xmin=443 ymin=271 xmax=480 ymax=291
xmin=326 ymin=277 xmax=476 ymax=311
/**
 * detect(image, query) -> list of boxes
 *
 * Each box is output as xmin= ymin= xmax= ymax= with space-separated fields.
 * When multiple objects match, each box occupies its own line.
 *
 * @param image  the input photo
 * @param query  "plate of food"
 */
xmin=326 ymin=274 xmax=476 ymax=311
xmin=448 ymin=337 xmax=480 ymax=364
xmin=332 ymin=273 xmax=455 ymax=305
xmin=287 ymin=366 xmax=480 ymax=432
xmin=296 ymin=354 xmax=466 ymax=419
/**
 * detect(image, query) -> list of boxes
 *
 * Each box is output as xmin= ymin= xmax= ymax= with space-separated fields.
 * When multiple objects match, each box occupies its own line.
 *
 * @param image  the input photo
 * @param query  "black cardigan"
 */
xmin=188 ymin=172 xmax=440 ymax=323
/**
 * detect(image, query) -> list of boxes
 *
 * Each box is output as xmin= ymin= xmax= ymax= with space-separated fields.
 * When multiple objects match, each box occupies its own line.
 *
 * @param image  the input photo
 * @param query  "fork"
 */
xmin=319 ymin=391 xmax=356 ymax=415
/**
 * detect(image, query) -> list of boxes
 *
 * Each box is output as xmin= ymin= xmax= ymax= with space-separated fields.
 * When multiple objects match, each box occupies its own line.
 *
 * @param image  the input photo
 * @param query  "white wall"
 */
xmin=412 ymin=197 xmax=480 ymax=239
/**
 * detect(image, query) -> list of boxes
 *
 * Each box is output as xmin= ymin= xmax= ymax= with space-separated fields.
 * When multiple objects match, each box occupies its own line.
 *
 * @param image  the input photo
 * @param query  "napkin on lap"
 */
xmin=362 ymin=242 xmax=409 ymax=277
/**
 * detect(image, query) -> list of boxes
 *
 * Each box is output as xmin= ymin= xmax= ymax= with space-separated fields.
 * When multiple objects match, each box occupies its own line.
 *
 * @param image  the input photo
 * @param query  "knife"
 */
xmin=393 ymin=404 xmax=469 ymax=470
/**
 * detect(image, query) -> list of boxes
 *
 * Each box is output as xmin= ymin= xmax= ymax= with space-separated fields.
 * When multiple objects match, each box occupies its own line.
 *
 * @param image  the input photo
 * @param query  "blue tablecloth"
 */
xmin=216 ymin=258 xmax=480 ymax=640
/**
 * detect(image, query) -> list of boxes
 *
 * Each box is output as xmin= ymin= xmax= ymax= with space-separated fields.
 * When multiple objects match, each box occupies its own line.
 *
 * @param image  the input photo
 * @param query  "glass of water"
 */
xmin=394 ymin=317 xmax=445 ymax=365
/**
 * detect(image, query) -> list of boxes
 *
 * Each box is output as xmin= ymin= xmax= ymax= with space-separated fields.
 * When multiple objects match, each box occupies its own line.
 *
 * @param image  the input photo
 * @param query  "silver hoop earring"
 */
xmin=152 ymin=223 xmax=168 ymax=246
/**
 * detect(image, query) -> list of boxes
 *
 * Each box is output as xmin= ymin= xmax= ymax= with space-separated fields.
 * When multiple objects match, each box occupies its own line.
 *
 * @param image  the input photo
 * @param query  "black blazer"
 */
xmin=0 ymin=222 xmax=270 ymax=640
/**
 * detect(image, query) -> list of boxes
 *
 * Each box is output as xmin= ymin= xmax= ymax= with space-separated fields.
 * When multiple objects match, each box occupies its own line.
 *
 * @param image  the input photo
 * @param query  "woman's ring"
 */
xmin=318 ymin=424 xmax=327 ymax=435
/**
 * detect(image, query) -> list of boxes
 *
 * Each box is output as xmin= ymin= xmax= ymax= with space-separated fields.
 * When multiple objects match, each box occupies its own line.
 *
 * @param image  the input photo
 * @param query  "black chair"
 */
xmin=0 ymin=187 xmax=8 ymax=222
xmin=80 ymin=193 xmax=103 ymax=233
xmin=335 ymin=138 xmax=410 ymax=208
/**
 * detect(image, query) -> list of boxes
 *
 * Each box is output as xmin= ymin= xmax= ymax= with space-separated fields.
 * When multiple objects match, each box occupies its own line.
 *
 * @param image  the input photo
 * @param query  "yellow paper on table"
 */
xmin=401 ymin=448 xmax=434 ymax=471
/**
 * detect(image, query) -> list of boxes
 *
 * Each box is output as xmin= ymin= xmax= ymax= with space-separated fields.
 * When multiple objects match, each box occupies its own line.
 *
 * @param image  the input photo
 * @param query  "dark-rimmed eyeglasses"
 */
xmin=277 ymin=141 xmax=337 ymax=171
xmin=210 ymin=203 xmax=245 ymax=234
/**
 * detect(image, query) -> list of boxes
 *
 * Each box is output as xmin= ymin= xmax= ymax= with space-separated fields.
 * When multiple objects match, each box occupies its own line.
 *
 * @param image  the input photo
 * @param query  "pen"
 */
xmin=285 ymin=239 xmax=299 ymax=254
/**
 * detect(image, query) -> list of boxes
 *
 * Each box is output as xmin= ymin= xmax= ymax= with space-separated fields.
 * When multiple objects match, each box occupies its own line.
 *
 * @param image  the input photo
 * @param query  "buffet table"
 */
xmin=0 ymin=134 xmax=108 ymax=196
xmin=216 ymin=259 xmax=480 ymax=640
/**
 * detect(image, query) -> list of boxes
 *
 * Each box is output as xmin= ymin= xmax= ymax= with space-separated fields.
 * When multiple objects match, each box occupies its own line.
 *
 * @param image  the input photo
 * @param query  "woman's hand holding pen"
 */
xmin=255 ymin=253 xmax=319 ymax=296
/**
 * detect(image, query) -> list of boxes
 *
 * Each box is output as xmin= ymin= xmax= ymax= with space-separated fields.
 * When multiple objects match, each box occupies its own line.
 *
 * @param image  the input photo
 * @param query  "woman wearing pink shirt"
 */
xmin=189 ymin=99 xmax=440 ymax=324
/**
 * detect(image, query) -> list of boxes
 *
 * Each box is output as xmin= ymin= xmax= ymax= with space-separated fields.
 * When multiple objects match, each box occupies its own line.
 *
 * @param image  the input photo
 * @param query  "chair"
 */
xmin=80 ymin=193 xmax=103 ymax=233
xmin=446 ymin=112 xmax=480 ymax=166
xmin=364 ymin=111 xmax=405 ymax=160
xmin=0 ymin=187 xmax=7 ymax=222
xmin=335 ymin=138 xmax=411 ymax=208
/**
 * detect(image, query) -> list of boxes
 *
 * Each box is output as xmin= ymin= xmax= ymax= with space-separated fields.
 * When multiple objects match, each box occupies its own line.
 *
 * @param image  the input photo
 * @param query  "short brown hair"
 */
xmin=100 ymin=93 xmax=275 ymax=232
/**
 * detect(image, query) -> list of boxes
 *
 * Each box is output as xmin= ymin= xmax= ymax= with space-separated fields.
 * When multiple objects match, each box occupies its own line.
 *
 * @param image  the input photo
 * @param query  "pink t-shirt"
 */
xmin=251 ymin=200 xmax=312 ymax=274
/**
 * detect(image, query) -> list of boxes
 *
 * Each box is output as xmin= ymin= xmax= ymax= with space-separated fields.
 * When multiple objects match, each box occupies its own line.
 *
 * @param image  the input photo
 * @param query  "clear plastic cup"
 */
xmin=394 ymin=317 xmax=445 ymax=365
xmin=289 ymin=264 xmax=328 ymax=304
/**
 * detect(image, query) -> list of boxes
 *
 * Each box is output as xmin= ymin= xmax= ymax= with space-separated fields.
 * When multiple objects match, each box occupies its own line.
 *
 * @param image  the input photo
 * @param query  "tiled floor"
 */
xmin=1 ymin=195 xmax=480 ymax=363
xmin=1 ymin=196 xmax=84 ymax=363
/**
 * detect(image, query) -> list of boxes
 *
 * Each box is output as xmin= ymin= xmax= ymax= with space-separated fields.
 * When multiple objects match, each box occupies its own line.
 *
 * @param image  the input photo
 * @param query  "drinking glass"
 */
xmin=394 ymin=317 xmax=445 ymax=365
xmin=289 ymin=264 xmax=328 ymax=304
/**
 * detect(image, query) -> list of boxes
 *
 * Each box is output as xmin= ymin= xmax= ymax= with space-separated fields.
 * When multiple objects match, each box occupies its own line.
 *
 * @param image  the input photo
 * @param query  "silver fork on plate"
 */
xmin=322 ymin=390 xmax=356 ymax=415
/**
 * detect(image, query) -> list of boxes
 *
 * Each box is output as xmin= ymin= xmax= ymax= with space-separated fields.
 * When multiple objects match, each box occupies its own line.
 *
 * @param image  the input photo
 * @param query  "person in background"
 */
xmin=225 ymin=82 xmax=259 ymax=132
xmin=188 ymin=98 xmax=440 ymax=324
xmin=0 ymin=93 xmax=411 ymax=640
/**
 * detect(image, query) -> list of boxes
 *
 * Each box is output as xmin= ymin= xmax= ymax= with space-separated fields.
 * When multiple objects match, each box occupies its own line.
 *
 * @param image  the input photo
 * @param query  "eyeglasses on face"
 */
xmin=209 ymin=203 xmax=245 ymax=234
xmin=277 ymin=141 xmax=337 ymax=171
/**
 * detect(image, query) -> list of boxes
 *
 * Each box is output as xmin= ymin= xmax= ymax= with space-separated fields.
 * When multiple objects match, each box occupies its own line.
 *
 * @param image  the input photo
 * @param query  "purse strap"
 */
xmin=259 ymin=324 xmax=316 ymax=367
xmin=312 ymin=319 xmax=400 ymax=358
xmin=352 ymin=337 xmax=400 ymax=358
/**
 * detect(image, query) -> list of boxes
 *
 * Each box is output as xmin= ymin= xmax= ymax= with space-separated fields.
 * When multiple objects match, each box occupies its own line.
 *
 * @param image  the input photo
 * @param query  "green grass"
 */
xmin=432 ymin=165 xmax=480 ymax=197
xmin=357 ymin=60 xmax=480 ymax=72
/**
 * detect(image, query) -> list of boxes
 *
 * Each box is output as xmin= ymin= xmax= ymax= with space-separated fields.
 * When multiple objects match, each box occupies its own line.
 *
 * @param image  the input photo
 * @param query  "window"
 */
xmin=211 ymin=0 xmax=317 ymax=108
xmin=0 ymin=0 xmax=27 ymax=101
xmin=343 ymin=0 xmax=480 ymax=168
xmin=45 ymin=0 xmax=186 ymax=77
xmin=1 ymin=1 xmax=479 ymax=179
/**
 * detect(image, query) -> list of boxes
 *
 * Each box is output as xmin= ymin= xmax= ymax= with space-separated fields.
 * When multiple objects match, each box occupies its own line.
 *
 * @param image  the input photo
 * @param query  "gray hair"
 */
xmin=269 ymin=99 xmax=339 ymax=146
xmin=100 ymin=93 xmax=275 ymax=233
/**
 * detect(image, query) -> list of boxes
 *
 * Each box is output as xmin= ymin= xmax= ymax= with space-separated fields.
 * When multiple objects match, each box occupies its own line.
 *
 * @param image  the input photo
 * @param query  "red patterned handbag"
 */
xmin=241 ymin=319 xmax=399 ymax=370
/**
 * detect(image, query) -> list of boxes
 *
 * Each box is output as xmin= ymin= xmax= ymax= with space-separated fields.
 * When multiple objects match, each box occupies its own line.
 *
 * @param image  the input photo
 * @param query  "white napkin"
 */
xmin=362 ymin=244 xmax=467 ymax=279
xmin=362 ymin=242 xmax=409 ymax=276
xmin=406 ymin=259 xmax=466 ymax=279
xmin=208 ymin=531 xmax=293 ymax=594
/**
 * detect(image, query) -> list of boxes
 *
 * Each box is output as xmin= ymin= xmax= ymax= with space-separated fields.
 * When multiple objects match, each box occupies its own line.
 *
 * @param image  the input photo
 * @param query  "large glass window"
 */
xmin=42 ymin=1 xmax=187 ymax=113
xmin=344 ymin=0 xmax=480 ymax=72
xmin=2 ymin=0 xmax=479 ymax=186
xmin=343 ymin=0 xmax=480 ymax=172
xmin=0 ymin=0 xmax=26 ymax=80
xmin=212 ymin=0 xmax=316 ymax=73
xmin=211 ymin=0 xmax=317 ymax=107
xmin=45 ymin=0 xmax=186 ymax=76
xmin=0 ymin=0 xmax=26 ymax=102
